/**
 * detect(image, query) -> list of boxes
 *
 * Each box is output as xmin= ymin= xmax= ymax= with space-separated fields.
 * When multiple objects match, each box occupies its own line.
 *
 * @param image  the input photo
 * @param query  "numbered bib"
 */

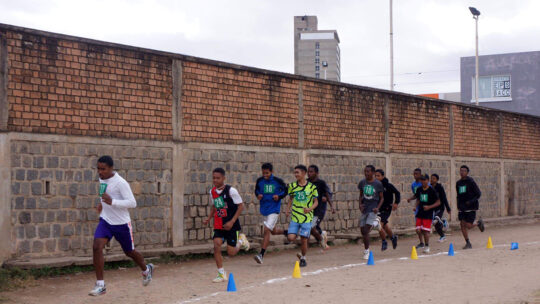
xmin=363 ymin=185 xmax=375 ymax=196
xmin=263 ymin=184 xmax=275 ymax=194
xmin=458 ymin=185 xmax=467 ymax=194
xmin=295 ymin=191 xmax=308 ymax=203
xmin=420 ymin=193 xmax=428 ymax=203
xmin=214 ymin=196 xmax=226 ymax=209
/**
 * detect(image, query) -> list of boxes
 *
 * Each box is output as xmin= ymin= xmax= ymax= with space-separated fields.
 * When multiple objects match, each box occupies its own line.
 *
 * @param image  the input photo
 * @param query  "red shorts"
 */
xmin=416 ymin=218 xmax=432 ymax=232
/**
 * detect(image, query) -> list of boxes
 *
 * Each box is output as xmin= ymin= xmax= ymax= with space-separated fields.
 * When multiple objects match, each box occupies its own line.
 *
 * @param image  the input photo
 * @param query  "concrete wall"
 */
xmin=1 ymin=24 xmax=540 ymax=263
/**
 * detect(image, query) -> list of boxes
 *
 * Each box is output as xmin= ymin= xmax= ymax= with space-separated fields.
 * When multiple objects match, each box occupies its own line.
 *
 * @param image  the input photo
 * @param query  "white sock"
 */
xmin=218 ymin=268 xmax=225 ymax=275
xmin=142 ymin=266 xmax=150 ymax=274
xmin=96 ymin=280 xmax=105 ymax=287
xmin=301 ymin=255 xmax=306 ymax=260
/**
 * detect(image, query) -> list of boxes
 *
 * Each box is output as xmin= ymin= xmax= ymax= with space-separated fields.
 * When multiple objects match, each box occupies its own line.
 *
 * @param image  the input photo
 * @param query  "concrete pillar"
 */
xmin=500 ymin=160 xmax=506 ymax=217
xmin=384 ymin=95 xmax=390 ymax=153
xmin=449 ymin=105 xmax=454 ymax=156
xmin=171 ymin=144 xmax=185 ymax=246
xmin=172 ymin=60 xmax=183 ymax=141
xmin=0 ymin=133 xmax=11 ymax=262
xmin=297 ymin=81 xmax=304 ymax=149
xmin=0 ymin=33 xmax=8 ymax=131
xmin=449 ymin=158 xmax=457 ymax=222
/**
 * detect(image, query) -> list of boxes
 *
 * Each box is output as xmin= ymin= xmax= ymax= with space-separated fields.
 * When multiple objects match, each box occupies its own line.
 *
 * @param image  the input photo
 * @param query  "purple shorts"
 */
xmin=94 ymin=218 xmax=135 ymax=253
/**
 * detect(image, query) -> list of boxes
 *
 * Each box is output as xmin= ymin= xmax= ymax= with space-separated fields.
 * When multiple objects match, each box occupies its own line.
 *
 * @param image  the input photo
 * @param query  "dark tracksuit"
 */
xmin=432 ymin=183 xmax=451 ymax=237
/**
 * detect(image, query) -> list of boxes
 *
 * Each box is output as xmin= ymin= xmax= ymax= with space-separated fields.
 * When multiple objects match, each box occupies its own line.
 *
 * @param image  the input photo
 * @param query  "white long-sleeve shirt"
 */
xmin=99 ymin=172 xmax=136 ymax=225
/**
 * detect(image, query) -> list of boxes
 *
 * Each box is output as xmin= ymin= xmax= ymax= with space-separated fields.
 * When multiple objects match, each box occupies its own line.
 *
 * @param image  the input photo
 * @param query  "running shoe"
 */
xmin=89 ymin=284 xmax=106 ymax=296
xmin=299 ymin=258 xmax=307 ymax=267
xmin=415 ymin=243 xmax=425 ymax=249
xmin=142 ymin=263 xmax=154 ymax=286
xmin=212 ymin=271 xmax=227 ymax=283
xmin=321 ymin=231 xmax=329 ymax=249
xmin=254 ymin=254 xmax=263 ymax=265
xmin=363 ymin=249 xmax=370 ymax=260
xmin=423 ymin=246 xmax=430 ymax=254
xmin=381 ymin=240 xmax=388 ymax=251
xmin=477 ymin=218 xmax=485 ymax=232
xmin=239 ymin=233 xmax=250 ymax=251
xmin=463 ymin=242 xmax=472 ymax=250
xmin=438 ymin=236 xmax=446 ymax=243
xmin=442 ymin=219 xmax=449 ymax=230
xmin=391 ymin=235 xmax=398 ymax=249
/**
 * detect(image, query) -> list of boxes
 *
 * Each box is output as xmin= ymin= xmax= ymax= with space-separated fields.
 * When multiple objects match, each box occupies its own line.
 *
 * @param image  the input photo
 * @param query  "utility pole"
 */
xmin=389 ymin=0 xmax=394 ymax=91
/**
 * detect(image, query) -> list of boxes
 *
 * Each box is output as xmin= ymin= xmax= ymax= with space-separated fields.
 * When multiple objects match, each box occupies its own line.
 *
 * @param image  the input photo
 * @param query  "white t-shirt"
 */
xmin=209 ymin=186 xmax=243 ymax=205
xmin=99 ymin=172 xmax=136 ymax=225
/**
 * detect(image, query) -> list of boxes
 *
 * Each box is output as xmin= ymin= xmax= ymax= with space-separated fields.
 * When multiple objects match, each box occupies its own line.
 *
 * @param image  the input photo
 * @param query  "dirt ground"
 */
xmin=2 ymin=223 xmax=540 ymax=304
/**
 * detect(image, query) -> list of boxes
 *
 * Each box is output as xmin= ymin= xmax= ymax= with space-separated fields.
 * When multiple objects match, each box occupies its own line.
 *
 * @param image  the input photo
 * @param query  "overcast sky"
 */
xmin=1 ymin=0 xmax=539 ymax=94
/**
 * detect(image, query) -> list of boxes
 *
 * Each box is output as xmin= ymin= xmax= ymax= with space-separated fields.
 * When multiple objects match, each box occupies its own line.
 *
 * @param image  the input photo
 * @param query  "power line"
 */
xmin=347 ymin=69 xmax=459 ymax=79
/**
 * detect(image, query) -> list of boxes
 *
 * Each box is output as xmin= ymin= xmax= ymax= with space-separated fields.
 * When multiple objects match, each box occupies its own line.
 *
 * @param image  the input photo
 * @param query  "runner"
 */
xmin=89 ymin=156 xmax=154 ymax=296
xmin=407 ymin=168 xmax=423 ymax=203
xmin=253 ymin=163 xmax=288 ymax=264
xmin=358 ymin=165 xmax=384 ymax=260
xmin=307 ymin=165 xmax=335 ymax=250
xmin=456 ymin=165 xmax=485 ymax=249
xmin=374 ymin=169 xmax=400 ymax=251
xmin=413 ymin=174 xmax=441 ymax=253
xmin=430 ymin=174 xmax=451 ymax=242
xmin=286 ymin=165 xmax=319 ymax=267
xmin=203 ymin=168 xmax=250 ymax=283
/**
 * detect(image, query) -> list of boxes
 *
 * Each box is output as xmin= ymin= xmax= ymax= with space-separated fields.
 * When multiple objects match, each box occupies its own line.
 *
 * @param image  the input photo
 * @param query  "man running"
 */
xmin=413 ymin=174 xmax=440 ymax=253
xmin=286 ymin=165 xmax=318 ymax=267
xmin=358 ymin=165 xmax=384 ymax=260
xmin=253 ymin=163 xmax=288 ymax=264
xmin=89 ymin=156 xmax=154 ymax=296
xmin=203 ymin=168 xmax=250 ymax=283
xmin=456 ymin=165 xmax=485 ymax=249
xmin=407 ymin=168 xmax=423 ymax=203
xmin=307 ymin=165 xmax=335 ymax=250
xmin=430 ymin=174 xmax=451 ymax=242
xmin=374 ymin=169 xmax=400 ymax=251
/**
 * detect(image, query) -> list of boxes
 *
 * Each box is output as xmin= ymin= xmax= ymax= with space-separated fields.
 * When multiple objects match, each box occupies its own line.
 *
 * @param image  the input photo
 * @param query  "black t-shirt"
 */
xmin=310 ymin=179 xmax=330 ymax=217
xmin=414 ymin=186 xmax=439 ymax=219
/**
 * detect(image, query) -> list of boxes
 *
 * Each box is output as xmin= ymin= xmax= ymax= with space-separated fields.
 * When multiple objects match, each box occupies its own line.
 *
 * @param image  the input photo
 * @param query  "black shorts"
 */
xmin=213 ymin=229 xmax=239 ymax=247
xmin=458 ymin=211 xmax=476 ymax=224
xmin=379 ymin=210 xmax=392 ymax=224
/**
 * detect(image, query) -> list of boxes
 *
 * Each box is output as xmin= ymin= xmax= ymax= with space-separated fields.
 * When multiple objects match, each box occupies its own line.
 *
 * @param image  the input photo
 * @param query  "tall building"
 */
xmin=294 ymin=16 xmax=340 ymax=81
xmin=461 ymin=51 xmax=540 ymax=116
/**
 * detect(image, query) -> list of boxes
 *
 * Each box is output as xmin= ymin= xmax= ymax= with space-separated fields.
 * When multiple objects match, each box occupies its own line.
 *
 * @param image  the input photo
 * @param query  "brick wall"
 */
xmin=3 ymin=30 xmax=173 ymax=140
xmin=303 ymin=83 xmax=385 ymax=151
xmin=502 ymin=114 xmax=540 ymax=160
xmin=504 ymin=162 xmax=540 ymax=216
xmin=180 ymin=61 xmax=299 ymax=147
xmin=453 ymin=105 xmax=500 ymax=158
xmin=388 ymin=96 xmax=451 ymax=155
xmin=10 ymin=140 xmax=172 ymax=257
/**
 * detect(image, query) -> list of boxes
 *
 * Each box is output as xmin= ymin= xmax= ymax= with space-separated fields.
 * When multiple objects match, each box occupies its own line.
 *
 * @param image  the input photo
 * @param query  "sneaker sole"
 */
xmin=253 ymin=256 xmax=263 ymax=264
xmin=89 ymin=291 xmax=106 ymax=296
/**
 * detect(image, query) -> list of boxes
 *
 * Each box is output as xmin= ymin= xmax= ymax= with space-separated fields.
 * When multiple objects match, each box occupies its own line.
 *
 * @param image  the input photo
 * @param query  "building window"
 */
xmin=315 ymin=42 xmax=320 ymax=49
xmin=471 ymin=75 xmax=511 ymax=102
xmin=315 ymin=73 xmax=320 ymax=79
xmin=315 ymin=50 xmax=320 ymax=56
xmin=315 ymin=65 xmax=320 ymax=71
xmin=315 ymin=58 xmax=320 ymax=64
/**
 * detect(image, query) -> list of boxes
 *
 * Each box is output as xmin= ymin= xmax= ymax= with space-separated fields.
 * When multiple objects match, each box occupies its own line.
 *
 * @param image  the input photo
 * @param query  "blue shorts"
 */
xmin=94 ymin=218 xmax=135 ymax=253
xmin=288 ymin=221 xmax=312 ymax=238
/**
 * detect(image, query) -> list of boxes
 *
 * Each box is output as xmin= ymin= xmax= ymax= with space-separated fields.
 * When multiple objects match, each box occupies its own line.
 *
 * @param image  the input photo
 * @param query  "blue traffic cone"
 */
xmin=227 ymin=273 xmax=237 ymax=292
xmin=448 ymin=243 xmax=455 ymax=256
xmin=367 ymin=251 xmax=375 ymax=265
xmin=510 ymin=242 xmax=519 ymax=250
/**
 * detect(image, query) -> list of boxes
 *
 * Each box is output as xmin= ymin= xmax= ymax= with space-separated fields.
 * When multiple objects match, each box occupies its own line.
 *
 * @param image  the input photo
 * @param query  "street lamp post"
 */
xmin=390 ymin=0 xmax=394 ymax=91
xmin=469 ymin=7 xmax=481 ymax=105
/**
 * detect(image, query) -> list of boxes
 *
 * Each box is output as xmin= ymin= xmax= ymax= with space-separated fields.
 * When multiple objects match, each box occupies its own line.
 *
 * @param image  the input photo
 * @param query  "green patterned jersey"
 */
xmin=288 ymin=181 xmax=318 ymax=224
